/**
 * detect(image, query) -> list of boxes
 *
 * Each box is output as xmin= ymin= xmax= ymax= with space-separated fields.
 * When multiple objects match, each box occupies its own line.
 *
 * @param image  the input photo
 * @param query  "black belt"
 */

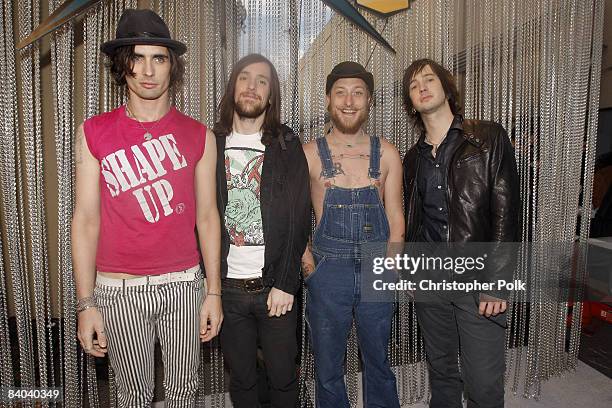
xmin=223 ymin=277 xmax=267 ymax=293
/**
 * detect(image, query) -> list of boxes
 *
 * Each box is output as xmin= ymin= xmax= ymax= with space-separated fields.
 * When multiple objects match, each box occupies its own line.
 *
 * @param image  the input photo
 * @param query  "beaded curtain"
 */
xmin=0 ymin=0 xmax=603 ymax=407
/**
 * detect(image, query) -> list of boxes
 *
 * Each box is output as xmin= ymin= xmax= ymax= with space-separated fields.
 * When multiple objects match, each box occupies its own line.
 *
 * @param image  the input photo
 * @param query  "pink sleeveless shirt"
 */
xmin=83 ymin=105 xmax=206 ymax=275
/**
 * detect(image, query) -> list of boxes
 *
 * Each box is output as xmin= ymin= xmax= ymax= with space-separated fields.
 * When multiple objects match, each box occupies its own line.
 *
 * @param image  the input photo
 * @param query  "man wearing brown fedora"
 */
xmin=71 ymin=9 xmax=222 ymax=407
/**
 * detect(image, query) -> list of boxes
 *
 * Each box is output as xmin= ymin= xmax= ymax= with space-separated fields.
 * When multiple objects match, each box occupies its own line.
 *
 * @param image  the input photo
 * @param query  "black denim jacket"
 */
xmin=214 ymin=125 xmax=311 ymax=295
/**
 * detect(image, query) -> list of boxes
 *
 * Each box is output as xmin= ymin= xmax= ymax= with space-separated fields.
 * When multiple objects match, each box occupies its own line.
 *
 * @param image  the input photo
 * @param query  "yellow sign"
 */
xmin=356 ymin=0 xmax=410 ymax=16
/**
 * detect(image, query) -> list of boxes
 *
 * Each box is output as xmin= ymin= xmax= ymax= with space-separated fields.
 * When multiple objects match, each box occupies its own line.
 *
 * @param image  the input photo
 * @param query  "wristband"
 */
xmin=76 ymin=296 xmax=97 ymax=313
xmin=206 ymin=292 xmax=222 ymax=297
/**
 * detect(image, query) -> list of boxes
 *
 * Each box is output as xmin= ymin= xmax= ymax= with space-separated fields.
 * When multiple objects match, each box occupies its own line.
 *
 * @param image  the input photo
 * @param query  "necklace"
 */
xmin=125 ymin=105 xmax=164 ymax=141
xmin=425 ymin=131 xmax=448 ymax=156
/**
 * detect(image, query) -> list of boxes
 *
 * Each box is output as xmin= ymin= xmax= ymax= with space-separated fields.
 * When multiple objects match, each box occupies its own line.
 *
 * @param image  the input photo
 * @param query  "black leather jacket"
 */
xmin=215 ymin=125 xmax=311 ymax=295
xmin=403 ymin=118 xmax=520 ymax=299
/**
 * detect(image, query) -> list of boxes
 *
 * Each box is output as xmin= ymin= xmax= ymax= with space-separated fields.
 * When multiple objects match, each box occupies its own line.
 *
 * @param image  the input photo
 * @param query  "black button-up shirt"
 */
xmin=416 ymin=116 xmax=463 ymax=242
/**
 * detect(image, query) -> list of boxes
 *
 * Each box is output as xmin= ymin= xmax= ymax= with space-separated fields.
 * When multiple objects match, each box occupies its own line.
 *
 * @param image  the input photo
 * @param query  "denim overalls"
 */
xmin=305 ymin=136 xmax=400 ymax=408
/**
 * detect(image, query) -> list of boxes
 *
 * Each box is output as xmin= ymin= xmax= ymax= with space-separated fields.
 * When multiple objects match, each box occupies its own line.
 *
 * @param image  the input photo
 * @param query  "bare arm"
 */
xmin=382 ymin=141 xmax=405 ymax=243
xmin=72 ymin=123 xmax=101 ymax=300
xmin=195 ymin=128 xmax=223 ymax=341
xmin=72 ymin=123 xmax=107 ymax=357
xmin=301 ymin=142 xmax=317 ymax=276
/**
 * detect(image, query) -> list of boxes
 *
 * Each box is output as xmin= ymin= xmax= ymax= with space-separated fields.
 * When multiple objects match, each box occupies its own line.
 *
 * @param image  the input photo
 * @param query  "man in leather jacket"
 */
xmin=402 ymin=58 xmax=519 ymax=408
xmin=213 ymin=53 xmax=310 ymax=407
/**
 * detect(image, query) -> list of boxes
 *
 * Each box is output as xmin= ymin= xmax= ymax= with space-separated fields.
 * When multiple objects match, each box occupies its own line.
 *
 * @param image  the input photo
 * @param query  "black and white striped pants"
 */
xmin=95 ymin=270 xmax=203 ymax=407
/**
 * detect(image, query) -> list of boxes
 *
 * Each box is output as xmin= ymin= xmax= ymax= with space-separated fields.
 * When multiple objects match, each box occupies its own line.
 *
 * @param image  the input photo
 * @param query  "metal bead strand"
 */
xmin=83 ymin=7 xmax=103 ymax=406
xmin=345 ymin=322 xmax=359 ymax=408
xmin=0 ymin=231 xmax=12 ymax=389
xmin=203 ymin=0 xmax=216 ymax=125
xmin=0 ymin=2 xmax=15 ymax=379
xmin=2 ymin=0 xmax=35 ymax=396
xmin=0 ymin=40 xmax=12 ymax=383
xmin=50 ymin=9 xmax=78 ymax=406
xmin=298 ymin=289 xmax=313 ymax=407
xmin=19 ymin=0 xmax=52 ymax=397
xmin=288 ymin=0 xmax=301 ymax=132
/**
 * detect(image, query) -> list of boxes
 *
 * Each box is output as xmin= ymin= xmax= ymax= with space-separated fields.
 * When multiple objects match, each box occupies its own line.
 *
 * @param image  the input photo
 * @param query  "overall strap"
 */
xmin=316 ymin=137 xmax=335 ymax=179
xmin=368 ymin=136 xmax=381 ymax=179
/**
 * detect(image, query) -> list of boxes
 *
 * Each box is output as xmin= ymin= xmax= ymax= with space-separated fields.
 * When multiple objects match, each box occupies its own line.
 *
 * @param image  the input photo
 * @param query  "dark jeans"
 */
xmin=220 ymin=283 xmax=298 ymax=408
xmin=415 ymin=295 xmax=506 ymax=408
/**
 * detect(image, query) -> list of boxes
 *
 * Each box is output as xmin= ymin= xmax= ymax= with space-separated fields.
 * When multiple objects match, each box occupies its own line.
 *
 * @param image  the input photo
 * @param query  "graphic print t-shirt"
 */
xmin=83 ymin=105 xmax=206 ymax=275
xmin=224 ymin=131 xmax=265 ymax=279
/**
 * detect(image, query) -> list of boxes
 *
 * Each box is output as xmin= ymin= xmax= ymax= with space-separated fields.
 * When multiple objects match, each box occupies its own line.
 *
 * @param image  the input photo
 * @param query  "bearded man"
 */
xmin=213 ymin=53 xmax=310 ymax=408
xmin=301 ymin=61 xmax=404 ymax=408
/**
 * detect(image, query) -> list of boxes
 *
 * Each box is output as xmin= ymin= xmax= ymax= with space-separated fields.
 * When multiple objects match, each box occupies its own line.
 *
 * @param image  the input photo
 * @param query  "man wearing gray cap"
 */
xmin=72 ymin=9 xmax=222 ymax=407
xmin=302 ymin=61 xmax=404 ymax=407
